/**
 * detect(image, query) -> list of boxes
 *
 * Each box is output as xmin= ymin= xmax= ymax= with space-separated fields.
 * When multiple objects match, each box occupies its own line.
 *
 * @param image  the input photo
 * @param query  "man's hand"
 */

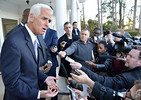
xmin=50 ymin=46 xmax=57 ymax=53
xmin=60 ymin=41 xmax=67 ymax=48
xmin=45 ymin=76 xmax=59 ymax=90
xmin=85 ymin=61 xmax=96 ymax=68
xmin=107 ymin=31 xmax=115 ymax=45
xmin=39 ymin=64 xmax=48 ymax=73
xmin=58 ymin=51 xmax=66 ymax=58
xmin=70 ymin=70 xmax=89 ymax=84
xmin=87 ymin=87 xmax=95 ymax=99
xmin=40 ymin=89 xmax=59 ymax=98
xmin=44 ymin=63 xmax=52 ymax=73
xmin=39 ymin=63 xmax=52 ymax=73
xmin=70 ymin=62 xmax=82 ymax=69
xmin=70 ymin=70 xmax=95 ymax=89
xmin=73 ymin=89 xmax=87 ymax=100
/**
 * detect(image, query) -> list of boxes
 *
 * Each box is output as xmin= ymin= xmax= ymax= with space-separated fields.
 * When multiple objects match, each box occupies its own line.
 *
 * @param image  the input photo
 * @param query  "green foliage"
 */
xmin=81 ymin=19 xmax=98 ymax=36
xmin=110 ymin=25 xmax=118 ymax=32
xmin=125 ymin=30 xmax=139 ymax=36
xmin=103 ymin=20 xmax=113 ymax=30
xmin=81 ymin=20 xmax=87 ymax=29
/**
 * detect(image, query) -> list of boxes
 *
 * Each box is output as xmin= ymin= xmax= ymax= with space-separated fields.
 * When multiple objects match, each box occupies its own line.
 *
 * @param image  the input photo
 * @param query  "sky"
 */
xmin=84 ymin=0 xmax=98 ymax=21
xmin=83 ymin=0 xmax=140 ymax=27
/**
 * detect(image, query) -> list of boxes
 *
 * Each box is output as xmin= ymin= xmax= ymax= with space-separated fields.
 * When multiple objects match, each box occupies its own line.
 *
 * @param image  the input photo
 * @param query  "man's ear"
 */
xmin=137 ymin=60 xmax=141 ymax=65
xmin=29 ymin=14 xmax=34 ymax=22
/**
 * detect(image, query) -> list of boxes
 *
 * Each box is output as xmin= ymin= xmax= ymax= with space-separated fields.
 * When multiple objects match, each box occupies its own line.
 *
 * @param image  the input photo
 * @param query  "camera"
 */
xmin=103 ymin=29 xmax=110 ymax=37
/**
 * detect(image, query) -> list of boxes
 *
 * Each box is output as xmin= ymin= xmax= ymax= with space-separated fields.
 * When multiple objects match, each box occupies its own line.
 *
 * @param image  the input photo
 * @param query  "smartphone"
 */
xmin=65 ymin=56 xmax=75 ymax=63
xmin=71 ymin=69 xmax=81 ymax=76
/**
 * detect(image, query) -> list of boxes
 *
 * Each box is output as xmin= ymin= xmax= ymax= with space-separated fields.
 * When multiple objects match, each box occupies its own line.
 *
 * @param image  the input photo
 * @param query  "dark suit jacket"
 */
xmin=44 ymin=28 xmax=58 ymax=76
xmin=81 ymin=66 xmax=141 ymax=91
xmin=58 ymin=33 xmax=79 ymax=77
xmin=6 ymin=23 xmax=23 ymax=37
xmin=37 ymin=35 xmax=52 ymax=67
xmin=72 ymin=28 xmax=80 ymax=37
xmin=0 ymin=26 xmax=48 ymax=100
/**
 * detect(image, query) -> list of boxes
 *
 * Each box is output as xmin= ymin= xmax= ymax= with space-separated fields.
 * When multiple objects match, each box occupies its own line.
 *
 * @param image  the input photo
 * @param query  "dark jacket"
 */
xmin=92 ymin=82 xmax=121 ymax=100
xmin=44 ymin=28 xmax=58 ymax=76
xmin=0 ymin=26 xmax=47 ymax=100
xmin=95 ymin=52 xmax=112 ymax=73
xmin=58 ymin=33 xmax=79 ymax=77
xmin=72 ymin=28 xmax=80 ymax=37
xmin=81 ymin=66 xmax=141 ymax=91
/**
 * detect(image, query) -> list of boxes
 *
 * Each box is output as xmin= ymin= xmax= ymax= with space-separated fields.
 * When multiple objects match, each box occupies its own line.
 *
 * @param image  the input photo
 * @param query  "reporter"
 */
xmin=70 ymin=45 xmax=141 ymax=91
xmin=71 ymin=70 xmax=141 ymax=100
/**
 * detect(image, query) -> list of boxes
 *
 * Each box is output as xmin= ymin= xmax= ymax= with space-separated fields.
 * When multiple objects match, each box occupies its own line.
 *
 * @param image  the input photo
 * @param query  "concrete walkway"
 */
xmin=0 ymin=72 xmax=4 ymax=100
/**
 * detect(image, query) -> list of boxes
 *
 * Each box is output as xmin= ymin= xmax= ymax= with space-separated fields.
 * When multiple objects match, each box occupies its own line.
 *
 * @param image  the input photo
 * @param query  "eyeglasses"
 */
xmin=93 ymin=32 xmax=100 ymax=34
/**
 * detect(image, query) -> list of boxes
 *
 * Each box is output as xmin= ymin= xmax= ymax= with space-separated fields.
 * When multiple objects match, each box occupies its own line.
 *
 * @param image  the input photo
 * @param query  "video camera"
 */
xmin=112 ymin=32 xmax=141 ymax=45
xmin=103 ymin=29 xmax=110 ymax=37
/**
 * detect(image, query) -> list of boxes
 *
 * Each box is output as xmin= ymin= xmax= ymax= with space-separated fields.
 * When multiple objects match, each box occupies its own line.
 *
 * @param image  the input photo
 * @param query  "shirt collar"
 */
xmin=25 ymin=24 xmax=38 ymax=44
xmin=20 ymin=22 xmax=24 ymax=26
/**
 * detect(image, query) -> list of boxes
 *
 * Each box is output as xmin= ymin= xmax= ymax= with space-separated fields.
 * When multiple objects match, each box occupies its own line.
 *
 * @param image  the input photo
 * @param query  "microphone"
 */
xmin=112 ymin=33 xmax=125 ymax=38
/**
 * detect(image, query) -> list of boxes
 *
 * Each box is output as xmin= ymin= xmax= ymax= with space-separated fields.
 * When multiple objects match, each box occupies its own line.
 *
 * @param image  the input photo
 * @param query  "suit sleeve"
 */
xmin=0 ymin=38 xmax=38 ymax=99
xmin=65 ymin=42 xmax=77 ymax=55
xmin=92 ymin=82 xmax=115 ymax=100
xmin=81 ymin=66 xmax=127 ymax=90
xmin=50 ymin=30 xmax=58 ymax=55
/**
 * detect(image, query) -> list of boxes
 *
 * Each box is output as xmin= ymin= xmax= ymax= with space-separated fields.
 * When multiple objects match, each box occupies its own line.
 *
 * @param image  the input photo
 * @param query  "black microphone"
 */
xmin=112 ymin=33 xmax=125 ymax=38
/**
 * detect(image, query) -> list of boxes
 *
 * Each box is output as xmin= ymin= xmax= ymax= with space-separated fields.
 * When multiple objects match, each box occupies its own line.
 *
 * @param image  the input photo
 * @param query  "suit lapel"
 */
xmin=21 ymin=27 xmax=38 ymax=64
xmin=37 ymin=35 xmax=46 ymax=60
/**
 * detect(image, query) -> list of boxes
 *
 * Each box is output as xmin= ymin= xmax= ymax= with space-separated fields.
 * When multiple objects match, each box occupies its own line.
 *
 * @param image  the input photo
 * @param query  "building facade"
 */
xmin=0 ymin=0 xmax=86 ymax=52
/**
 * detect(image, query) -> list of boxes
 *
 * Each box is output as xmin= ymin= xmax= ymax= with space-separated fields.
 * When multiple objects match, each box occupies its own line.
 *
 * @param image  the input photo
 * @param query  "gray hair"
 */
xmin=30 ymin=3 xmax=53 ymax=18
xmin=115 ymin=29 xmax=125 ymax=35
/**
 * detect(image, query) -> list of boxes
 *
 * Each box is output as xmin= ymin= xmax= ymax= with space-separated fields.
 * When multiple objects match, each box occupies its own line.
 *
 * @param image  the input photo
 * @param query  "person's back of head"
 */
xmin=21 ymin=8 xmax=30 ymax=24
xmin=115 ymin=29 xmax=125 ymax=35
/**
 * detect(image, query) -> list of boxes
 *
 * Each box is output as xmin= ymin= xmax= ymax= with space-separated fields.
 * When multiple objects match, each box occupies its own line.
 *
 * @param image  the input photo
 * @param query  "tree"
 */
xmin=139 ymin=0 xmax=141 ymax=34
xmin=97 ymin=0 xmax=100 ymax=28
xmin=100 ymin=0 xmax=103 ymax=33
xmin=133 ymin=0 xmax=137 ymax=31
xmin=118 ymin=0 xmax=122 ymax=28
xmin=112 ymin=0 xmax=115 ymax=25
xmin=87 ymin=19 xmax=98 ymax=36
xmin=115 ymin=0 xmax=117 ymax=26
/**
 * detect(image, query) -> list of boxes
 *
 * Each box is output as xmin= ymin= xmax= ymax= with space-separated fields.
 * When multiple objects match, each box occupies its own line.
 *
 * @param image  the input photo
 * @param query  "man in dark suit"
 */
xmin=72 ymin=21 xmax=80 ymax=38
xmin=0 ymin=3 xmax=58 ymax=100
xmin=44 ymin=28 xmax=58 ymax=77
xmin=43 ymin=28 xmax=58 ymax=100
xmin=37 ymin=34 xmax=52 ymax=76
